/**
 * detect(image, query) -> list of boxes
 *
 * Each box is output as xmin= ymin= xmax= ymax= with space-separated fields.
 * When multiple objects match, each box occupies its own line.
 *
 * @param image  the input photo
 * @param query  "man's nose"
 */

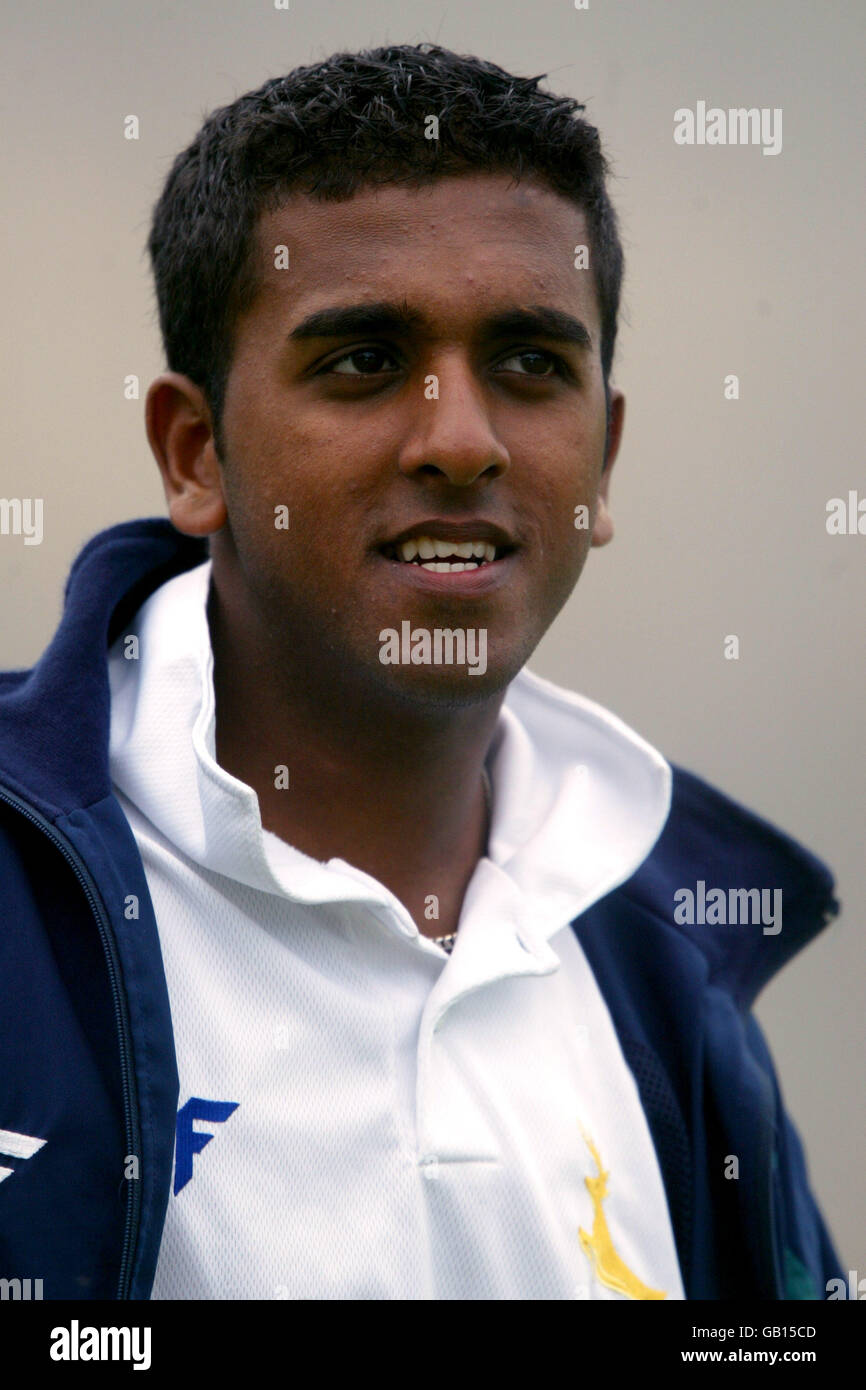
xmin=396 ymin=357 xmax=511 ymax=487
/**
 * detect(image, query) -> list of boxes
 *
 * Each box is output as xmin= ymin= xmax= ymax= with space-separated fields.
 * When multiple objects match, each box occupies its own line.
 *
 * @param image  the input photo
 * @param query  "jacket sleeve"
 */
xmin=745 ymin=1013 xmax=846 ymax=1300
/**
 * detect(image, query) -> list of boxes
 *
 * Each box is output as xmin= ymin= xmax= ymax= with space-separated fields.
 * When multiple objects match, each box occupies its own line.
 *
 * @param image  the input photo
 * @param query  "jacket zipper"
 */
xmin=2 ymin=780 xmax=839 ymax=1301
xmin=0 ymin=784 xmax=140 ymax=1299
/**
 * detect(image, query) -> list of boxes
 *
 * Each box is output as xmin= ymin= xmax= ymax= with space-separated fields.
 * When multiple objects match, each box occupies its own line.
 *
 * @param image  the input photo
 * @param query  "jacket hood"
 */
xmin=0 ymin=517 xmax=840 ymax=1008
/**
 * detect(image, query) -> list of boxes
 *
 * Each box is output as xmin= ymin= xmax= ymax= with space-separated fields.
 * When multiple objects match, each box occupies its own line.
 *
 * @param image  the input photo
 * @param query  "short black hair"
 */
xmin=147 ymin=42 xmax=624 ymax=457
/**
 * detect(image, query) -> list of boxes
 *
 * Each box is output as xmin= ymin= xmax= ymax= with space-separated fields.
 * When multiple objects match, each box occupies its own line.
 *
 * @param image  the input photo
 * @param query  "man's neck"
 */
xmin=207 ymin=581 xmax=504 ymax=938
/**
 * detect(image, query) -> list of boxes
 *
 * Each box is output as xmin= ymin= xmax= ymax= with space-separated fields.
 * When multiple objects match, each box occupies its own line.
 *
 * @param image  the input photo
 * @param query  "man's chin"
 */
xmin=368 ymin=635 xmax=525 ymax=711
xmin=379 ymin=666 xmax=515 ymax=711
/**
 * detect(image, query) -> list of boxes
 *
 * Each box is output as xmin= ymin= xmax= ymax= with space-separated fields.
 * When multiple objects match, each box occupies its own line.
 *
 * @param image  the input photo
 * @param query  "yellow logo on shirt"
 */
xmin=578 ymin=1130 xmax=667 ymax=1300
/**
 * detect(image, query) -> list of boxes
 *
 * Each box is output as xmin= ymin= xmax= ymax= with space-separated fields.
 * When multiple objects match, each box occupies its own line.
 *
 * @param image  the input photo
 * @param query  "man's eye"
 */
xmin=320 ymin=346 xmax=567 ymax=380
xmin=494 ymin=350 xmax=562 ymax=377
xmin=326 ymin=347 xmax=400 ymax=375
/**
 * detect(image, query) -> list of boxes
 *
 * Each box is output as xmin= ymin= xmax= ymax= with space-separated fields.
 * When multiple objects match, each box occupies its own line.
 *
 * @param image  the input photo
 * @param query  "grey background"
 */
xmin=2 ymin=0 xmax=863 ymax=1274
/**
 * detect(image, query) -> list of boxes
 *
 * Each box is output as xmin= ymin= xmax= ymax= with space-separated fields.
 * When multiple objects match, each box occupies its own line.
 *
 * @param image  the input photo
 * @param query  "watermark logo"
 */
xmin=0 ymin=497 xmax=42 ymax=546
xmin=379 ymin=621 xmax=487 ymax=676
xmin=674 ymin=102 xmax=782 ymax=156
xmin=826 ymin=491 xmax=866 ymax=534
xmin=50 ymin=1321 xmax=151 ymax=1371
xmin=0 ymin=1277 xmax=43 ymax=1300
xmin=826 ymin=1271 xmax=866 ymax=1299
xmin=673 ymin=881 xmax=782 ymax=935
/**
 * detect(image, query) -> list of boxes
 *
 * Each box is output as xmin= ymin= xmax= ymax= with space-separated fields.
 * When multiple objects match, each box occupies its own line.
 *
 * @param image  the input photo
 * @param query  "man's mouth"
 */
xmin=380 ymin=535 xmax=510 ymax=572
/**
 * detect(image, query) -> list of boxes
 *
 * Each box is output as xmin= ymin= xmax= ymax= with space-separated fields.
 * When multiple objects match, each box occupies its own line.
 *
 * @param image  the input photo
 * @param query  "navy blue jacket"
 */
xmin=0 ymin=518 xmax=845 ymax=1299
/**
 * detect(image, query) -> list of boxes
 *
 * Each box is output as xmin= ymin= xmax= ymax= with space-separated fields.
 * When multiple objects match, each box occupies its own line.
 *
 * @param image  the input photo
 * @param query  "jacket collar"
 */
xmin=0 ymin=516 xmax=839 ymax=1007
xmin=618 ymin=759 xmax=839 ymax=1009
xmin=0 ymin=518 xmax=208 ymax=817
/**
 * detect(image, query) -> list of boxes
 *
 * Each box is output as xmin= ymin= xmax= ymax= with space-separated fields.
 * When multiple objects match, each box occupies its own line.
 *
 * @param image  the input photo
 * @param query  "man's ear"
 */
xmin=591 ymin=386 xmax=624 ymax=549
xmin=145 ymin=373 xmax=228 ymax=536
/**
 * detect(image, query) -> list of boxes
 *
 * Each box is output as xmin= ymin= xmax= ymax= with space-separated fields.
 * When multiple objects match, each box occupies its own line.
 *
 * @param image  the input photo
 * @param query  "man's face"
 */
xmin=211 ymin=172 xmax=619 ymax=704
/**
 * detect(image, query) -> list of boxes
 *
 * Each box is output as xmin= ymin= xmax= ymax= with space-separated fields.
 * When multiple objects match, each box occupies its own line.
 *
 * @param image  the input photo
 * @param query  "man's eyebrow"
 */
xmin=289 ymin=302 xmax=425 ymax=341
xmin=483 ymin=307 xmax=593 ymax=351
xmin=288 ymin=301 xmax=593 ymax=350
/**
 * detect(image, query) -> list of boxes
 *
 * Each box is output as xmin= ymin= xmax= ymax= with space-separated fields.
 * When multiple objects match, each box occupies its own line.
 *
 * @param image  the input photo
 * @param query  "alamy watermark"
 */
xmin=0 ymin=497 xmax=42 ymax=545
xmin=674 ymin=881 xmax=782 ymax=935
xmin=826 ymin=491 xmax=865 ymax=534
xmin=379 ymin=622 xmax=487 ymax=676
xmin=0 ymin=1276 xmax=43 ymax=1299
xmin=49 ymin=1321 xmax=151 ymax=1370
xmin=674 ymin=102 xmax=782 ymax=156
xmin=826 ymin=1271 xmax=866 ymax=1299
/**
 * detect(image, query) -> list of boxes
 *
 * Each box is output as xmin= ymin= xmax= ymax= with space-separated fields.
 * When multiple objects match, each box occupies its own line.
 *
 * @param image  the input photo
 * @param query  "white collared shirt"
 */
xmin=108 ymin=559 xmax=685 ymax=1300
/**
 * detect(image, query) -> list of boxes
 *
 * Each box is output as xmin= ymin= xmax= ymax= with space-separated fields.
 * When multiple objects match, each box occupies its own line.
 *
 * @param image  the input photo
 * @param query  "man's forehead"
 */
xmin=249 ymin=174 xmax=595 ymax=328
xmin=256 ymin=171 xmax=587 ymax=237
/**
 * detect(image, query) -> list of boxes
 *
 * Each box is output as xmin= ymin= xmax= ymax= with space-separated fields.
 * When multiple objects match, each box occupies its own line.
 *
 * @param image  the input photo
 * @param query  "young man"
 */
xmin=0 ymin=44 xmax=843 ymax=1300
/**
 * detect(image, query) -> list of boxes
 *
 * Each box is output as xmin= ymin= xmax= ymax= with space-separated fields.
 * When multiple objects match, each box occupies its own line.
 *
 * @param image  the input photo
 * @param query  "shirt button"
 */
xmin=420 ymin=1156 xmax=440 ymax=1181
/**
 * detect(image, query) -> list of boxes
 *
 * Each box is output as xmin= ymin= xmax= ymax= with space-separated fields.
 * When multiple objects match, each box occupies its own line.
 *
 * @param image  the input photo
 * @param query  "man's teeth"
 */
xmin=397 ymin=537 xmax=497 ymax=569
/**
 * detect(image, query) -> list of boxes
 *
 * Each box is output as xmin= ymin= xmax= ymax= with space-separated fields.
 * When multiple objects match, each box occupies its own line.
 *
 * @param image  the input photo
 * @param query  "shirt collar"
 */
xmin=108 ymin=558 xmax=671 ymax=938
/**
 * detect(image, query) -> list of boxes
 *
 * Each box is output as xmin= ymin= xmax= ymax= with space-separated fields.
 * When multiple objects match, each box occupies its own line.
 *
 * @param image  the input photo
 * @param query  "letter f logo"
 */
xmin=174 ymin=1097 xmax=239 ymax=1194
